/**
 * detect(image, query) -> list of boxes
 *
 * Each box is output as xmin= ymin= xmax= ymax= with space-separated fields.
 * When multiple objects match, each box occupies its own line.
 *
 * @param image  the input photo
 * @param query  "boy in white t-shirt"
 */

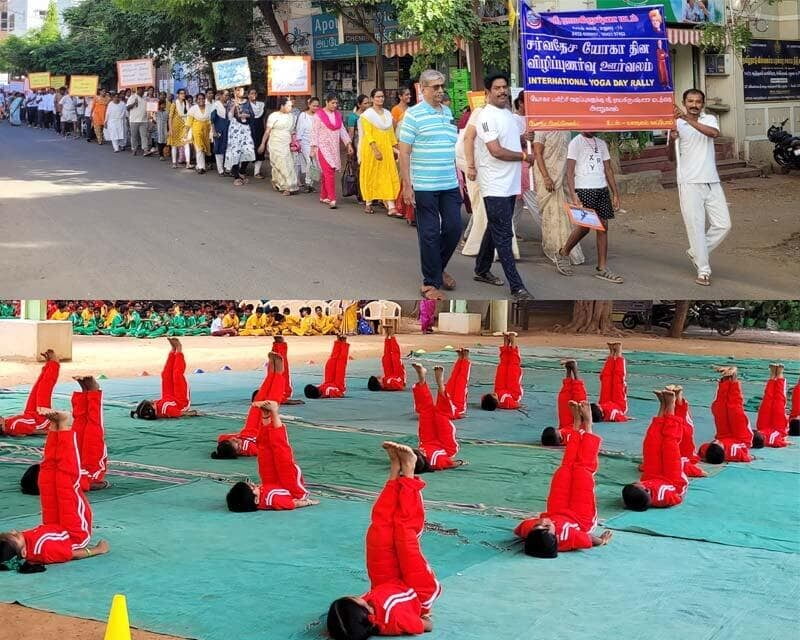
xmin=555 ymin=132 xmax=622 ymax=283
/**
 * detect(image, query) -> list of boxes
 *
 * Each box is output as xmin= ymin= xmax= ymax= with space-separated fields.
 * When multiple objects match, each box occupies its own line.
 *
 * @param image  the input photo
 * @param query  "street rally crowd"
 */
xmin=2 ymin=69 xmax=731 ymax=299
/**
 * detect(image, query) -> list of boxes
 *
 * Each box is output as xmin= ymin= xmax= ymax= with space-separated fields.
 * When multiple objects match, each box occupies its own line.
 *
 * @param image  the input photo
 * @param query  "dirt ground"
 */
xmin=2 ymin=328 xmax=798 ymax=640
xmin=621 ymin=174 xmax=800 ymax=263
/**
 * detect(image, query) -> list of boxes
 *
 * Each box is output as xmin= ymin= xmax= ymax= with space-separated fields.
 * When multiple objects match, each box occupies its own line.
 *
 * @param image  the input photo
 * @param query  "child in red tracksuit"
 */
xmin=225 ymin=400 xmax=317 ymax=512
xmin=131 ymin=339 xmax=197 ymax=420
xmin=0 ymin=410 xmax=109 ymax=573
xmin=213 ymin=349 xmax=289 ymax=459
xmin=410 ymin=363 xmax=464 ymax=473
xmin=444 ymin=348 xmax=471 ymax=419
xmin=700 ymin=366 xmax=762 ymax=464
xmin=542 ymin=359 xmax=588 ymax=446
xmin=1 ymin=350 xmax=60 ymax=436
xmin=270 ymin=336 xmax=295 ymax=403
xmin=481 ymin=333 xmax=523 ymax=411
xmin=21 ymin=376 xmax=110 ymax=495
xmin=622 ymin=389 xmax=689 ymax=511
xmin=791 ymin=378 xmax=800 ymax=437
xmin=515 ymin=401 xmax=613 ymax=558
xmin=327 ymin=442 xmax=440 ymax=639
xmin=756 ymin=363 xmax=790 ymax=448
xmin=305 ymin=336 xmax=350 ymax=399
xmin=670 ymin=385 xmax=706 ymax=478
xmin=592 ymin=342 xmax=629 ymax=423
xmin=368 ymin=329 xmax=406 ymax=392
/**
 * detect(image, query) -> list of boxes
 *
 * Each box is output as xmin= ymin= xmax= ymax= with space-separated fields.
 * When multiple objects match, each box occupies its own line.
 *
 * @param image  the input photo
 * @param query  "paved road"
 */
xmin=1 ymin=124 xmax=797 ymax=299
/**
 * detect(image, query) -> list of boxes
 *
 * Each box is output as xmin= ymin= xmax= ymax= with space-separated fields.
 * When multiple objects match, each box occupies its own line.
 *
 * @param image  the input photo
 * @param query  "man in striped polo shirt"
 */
xmin=398 ymin=70 xmax=462 ymax=301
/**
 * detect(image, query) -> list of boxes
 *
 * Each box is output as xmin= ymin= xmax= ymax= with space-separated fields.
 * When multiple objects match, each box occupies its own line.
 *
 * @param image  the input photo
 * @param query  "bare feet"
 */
xmin=561 ymin=359 xmax=577 ymax=378
xmin=457 ymin=348 xmax=469 ymax=360
xmin=41 ymin=410 xmax=71 ymax=430
xmin=253 ymin=400 xmax=280 ymax=413
xmin=92 ymin=539 xmax=110 ymax=555
xmin=579 ymin=401 xmax=593 ymax=431
xmin=385 ymin=326 xmax=395 ymax=338
xmin=272 ymin=352 xmax=285 ymax=374
xmin=383 ymin=441 xmax=401 ymax=479
xmin=568 ymin=399 xmax=582 ymax=429
xmin=411 ymin=362 xmax=427 ymax=384
xmin=167 ymin=337 xmax=182 ymax=352
xmin=337 ymin=335 xmax=348 ymax=342
xmin=273 ymin=335 xmax=285 ymax=343
xmin=41 ymin=349 xmax=57 ymax=362
xmin=394 ymin=442 xmax=418 ymax=477
xmin=433 ymin=366 xmax=444 ymax=389
xmin=73 ymin=375 xmax=99 ymax=392
xmin=662 ymin=388 xmax=676 ymax=415
xmin=607 ymin=341 xmax=622 ymax=357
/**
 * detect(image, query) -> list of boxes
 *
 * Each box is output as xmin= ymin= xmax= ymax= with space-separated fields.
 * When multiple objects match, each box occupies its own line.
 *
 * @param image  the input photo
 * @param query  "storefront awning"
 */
xmin=667 ymin=27 xmax=701 ymax=46
xmin=384 ymin=39 xmax=421 ymax=58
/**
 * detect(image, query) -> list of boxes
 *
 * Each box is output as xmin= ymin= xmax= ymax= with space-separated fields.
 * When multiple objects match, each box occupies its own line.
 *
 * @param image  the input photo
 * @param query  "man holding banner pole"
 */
xmin=127 ymin=86 xmax=150 ymax=156
xmin=668 ymin=88 xmax=731 ymax=287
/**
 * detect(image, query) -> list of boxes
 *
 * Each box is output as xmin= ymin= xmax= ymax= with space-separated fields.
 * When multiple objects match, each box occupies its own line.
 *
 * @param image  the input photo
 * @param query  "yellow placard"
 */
xmin=69 ymin=75 xmax=99 ymax=97
xmin=28 ymin=72 xmax=51 ymax=89
xmin=50 ymin=75 xmax=67 ymax=88
xmin=467 ymin=91 xmax=486 ymax=109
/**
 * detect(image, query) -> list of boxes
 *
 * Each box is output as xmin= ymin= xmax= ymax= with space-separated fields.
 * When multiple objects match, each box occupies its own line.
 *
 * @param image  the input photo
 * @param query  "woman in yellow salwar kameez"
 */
xmin=340 ymin=300 xmax=358 ymax=335
xmin=358 ymin=89 xmax=401 ymax=217
xmin=185 ymin=93 xmax=212 ymax=174
xmin=167 ymin=88 xmax=191 ymax=169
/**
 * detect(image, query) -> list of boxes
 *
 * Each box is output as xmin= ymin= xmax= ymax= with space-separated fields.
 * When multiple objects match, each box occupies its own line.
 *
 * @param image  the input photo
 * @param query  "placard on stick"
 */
xmin=116 ymin=58 xmax=155 ymax=89
xmin=69 ymin=75 xmax=99 ymax=97
xmin=212 ymin=57 xmax=252 ymax=90
xmin=50 ymin=75 xmax=67 ymax=89
xmin=28 ymin=72 xmax=51 ymax=89
xmin=266 ymin=56 xmax=311 ymax=96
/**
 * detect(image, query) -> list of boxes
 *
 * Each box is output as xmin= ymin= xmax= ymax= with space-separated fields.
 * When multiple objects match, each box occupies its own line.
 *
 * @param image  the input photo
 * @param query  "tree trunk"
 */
xmin=256 ymin=0 xmax=295 ymax=55
xmin=556 ymin=301 xmax=621 ymax=335
xmin=669 ymin=300 xmax=691 ymax=338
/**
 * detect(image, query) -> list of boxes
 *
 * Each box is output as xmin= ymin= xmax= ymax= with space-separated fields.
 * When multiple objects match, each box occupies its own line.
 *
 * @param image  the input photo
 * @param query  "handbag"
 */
xmin=289 ymin=133 xmax=301 ymax=153
xmin=308 ymin=159 xmax=321 ymax=183
xmin=341 ymin=158 xmax=357 ymax=198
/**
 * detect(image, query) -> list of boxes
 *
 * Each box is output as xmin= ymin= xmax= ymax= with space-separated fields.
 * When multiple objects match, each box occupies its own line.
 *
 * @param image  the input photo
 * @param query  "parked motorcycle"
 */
xmin=621 ymin=302 xmax=743 ymax=336
xmin=767 ymin=118 xmax=800 ymax=171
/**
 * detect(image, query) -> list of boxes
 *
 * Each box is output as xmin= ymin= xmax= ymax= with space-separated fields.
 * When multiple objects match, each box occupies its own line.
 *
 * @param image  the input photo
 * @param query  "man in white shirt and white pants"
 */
xmin=127 ymin=86 xmax=150 ymax=156
xmin=669 ymin=88 xmax=731 ymax=286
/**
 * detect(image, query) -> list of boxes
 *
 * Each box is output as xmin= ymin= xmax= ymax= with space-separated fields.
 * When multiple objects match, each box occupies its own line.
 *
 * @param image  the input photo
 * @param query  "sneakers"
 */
xmin=511 ymin=289 xmax=535 ymax=302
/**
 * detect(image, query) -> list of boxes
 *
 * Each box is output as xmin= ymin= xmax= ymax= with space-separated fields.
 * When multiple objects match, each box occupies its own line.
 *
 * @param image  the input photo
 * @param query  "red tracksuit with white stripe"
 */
xmin=413 ymin=383 xmax=459 ymax=471
xmin=556 ymin=377 xmax=588 ymax=444
xmin=444 ymin=358 xmax=471 ymax=419
xmin=271 ymin=341 xmax=294 ymax=403
xmin=514 ymin=431 xmax=601 ymax=552
xmin=318 ymin=340 xmax=350 ymax=398
xmin=675 ymin=398 xmax=704 ymax=477
xmin=494 ymin=346 xmax=523 ymax=409
xmin=791 ymin=381 xmax=800 ymax=420
xmin=22 ymin=429 xmax=92 ymax=564
xmin=218 ymin=368 xmax=288 ymax=457
xmin=255 ymin=416 xmax=308 ymax=511
xmin=154 ymin=352 xmax=190 ymax=418
xmin=3 ymin=361 xmax=60 ymax=436
xmin=72 ymin=390 xmax=107 ymax=489
xmin=756 ymin=378 xmax=789 ymax=448
xmin=598 ymin=356 xmax=629 ymax=422
xmin=363 ymin=476 xmax=440 ymax=635
xmin=639 ymin=415 xmax=689 ymax=507
xmin=708 ymin=378 xmax=753 ymax=462
xmin=379 ymin=336 xmax=406 ymax=391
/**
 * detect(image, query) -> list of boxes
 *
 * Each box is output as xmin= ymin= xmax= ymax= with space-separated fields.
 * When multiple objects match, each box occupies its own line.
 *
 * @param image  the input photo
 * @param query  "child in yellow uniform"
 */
xmin=224 ymin=309 xmax=240 ymax=332
xmin=312 ymin=306 xmax=338 ymax=335
xmin=104 ymin=304 xmax=119 ymax=329
xmin=290 ymin=307 xmax=318 ymax=336
xmin=240 ymin=307 xmax=269 ymax=336
xmin=50 ymin=303 xmax=70 ymax=321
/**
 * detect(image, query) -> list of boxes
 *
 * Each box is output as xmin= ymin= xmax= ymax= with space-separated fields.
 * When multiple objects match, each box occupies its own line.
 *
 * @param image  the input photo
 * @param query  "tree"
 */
xmin=699 ymin=0 xmax=784 ymax=55
xmin=39 ymin=0 xmax=61 ymax=43
xmin=669 ymin=301 xmax=691 ymax=338
xmin=556 ymin=301 xmax=621 ymax=335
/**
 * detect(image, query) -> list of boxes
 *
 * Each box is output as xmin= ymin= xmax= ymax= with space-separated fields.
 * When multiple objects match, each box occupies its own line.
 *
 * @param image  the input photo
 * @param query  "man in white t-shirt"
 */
xmin=554 ymin=132 xmax=622 ymax=283
xmin=473 ymin=73 xmax=534 ymax=301
xmin=126 ymin=86 xmax=150 ymax=155
xmin=668 ymin=88 xmax=731 ymax=286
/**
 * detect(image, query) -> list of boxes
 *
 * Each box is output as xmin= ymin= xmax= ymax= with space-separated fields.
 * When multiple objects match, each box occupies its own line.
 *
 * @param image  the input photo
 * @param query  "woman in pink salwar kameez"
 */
xmin=311 ymin=93 xmax=354 ymax=210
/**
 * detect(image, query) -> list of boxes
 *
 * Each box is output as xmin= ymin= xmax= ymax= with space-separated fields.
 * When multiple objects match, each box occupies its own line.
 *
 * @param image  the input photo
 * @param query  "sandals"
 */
xmin=473 ymin=272 xmax=504 ymax=286
xmin=233 ymin=178 xmax=244 ymax=186
xmin=282 ymin=190 xmax=292 ymax=196
xmin=329 ymin=201 xmax=338 ymax=209
xmin=442 ymin=272 xmax=457 ymax=291
xmin=420 ymin=285 xmax=445 ymax=301
xmin=555 ymin=252 xmax=573 ymax=276
xmin=695 ymin=274 xmax=711 ymax=286
xmin=594 ymin=267 xmax=624 ymax=284
xmin=387 ymin=209 xmax=403 ymax=218
xmin=321 ymin=198 xmax=331 ymax=204
xmin=364 ymin=205 xmax=375 ymax=214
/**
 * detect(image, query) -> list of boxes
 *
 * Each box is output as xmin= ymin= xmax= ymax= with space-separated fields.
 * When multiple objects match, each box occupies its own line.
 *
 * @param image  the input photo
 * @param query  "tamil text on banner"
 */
xmin=312 ymin=12 xmax=377 ymax=61
xmin=212 ymin=57 xmax=252 ymax=90
xmin=50 ymin=75 xmax=67 ymax=89
xmin=467 ymin=91 xmax=486 ymax=109
xmin=743 ymin=39 xmax=800 ymax=102
xmin=267 ymin=56 xmax=311 ymax=95
xmin=520 ymin=4 xmax=675 ymax=131
xmin=117 ymin=58 xmax=155 ymax=89
xmin=69 ymin=75 xmax=99 ymax=96
xmin=28 ymin=72 xmax=51 ymax=89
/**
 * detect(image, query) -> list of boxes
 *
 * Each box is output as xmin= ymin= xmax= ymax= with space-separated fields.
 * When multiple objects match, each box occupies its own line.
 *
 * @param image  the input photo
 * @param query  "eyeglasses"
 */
xmin=425 ymin=83 xmax=445 ymax=90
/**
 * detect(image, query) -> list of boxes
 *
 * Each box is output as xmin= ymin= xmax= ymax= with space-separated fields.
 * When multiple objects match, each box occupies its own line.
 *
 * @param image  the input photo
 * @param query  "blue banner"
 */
xmin=312 ymin=13 xmax=377 ymax=61
xmin=520 ymin=4 xmax=675 ymax=130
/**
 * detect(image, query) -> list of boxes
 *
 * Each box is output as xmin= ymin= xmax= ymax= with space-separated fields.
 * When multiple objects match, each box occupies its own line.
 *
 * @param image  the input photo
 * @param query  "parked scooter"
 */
xmin=767 ymin=118 xmax=800 ymax=171
xmin=688 ymin=303 xmax=744 ymax=337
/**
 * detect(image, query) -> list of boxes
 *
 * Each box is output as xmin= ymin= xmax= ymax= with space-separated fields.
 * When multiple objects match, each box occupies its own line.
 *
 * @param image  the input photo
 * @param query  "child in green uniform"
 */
xmin=102 ymin=305 xmax=129 ymax=337
xmin=125 ymin=305 xmax=144 ymax=338
xmin=194 ymin=307 xmax=211 ymax=336
xmin=74 ymin=309 xmax=101 ymax=336
xmin=169 ymin=309 xmax=188 ymax=336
